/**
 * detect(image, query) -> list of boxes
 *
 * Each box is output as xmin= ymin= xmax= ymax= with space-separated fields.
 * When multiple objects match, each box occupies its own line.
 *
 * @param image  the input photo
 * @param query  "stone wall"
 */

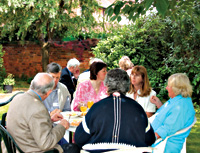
xmin=2 ymin=39 xmax=98 ymax=78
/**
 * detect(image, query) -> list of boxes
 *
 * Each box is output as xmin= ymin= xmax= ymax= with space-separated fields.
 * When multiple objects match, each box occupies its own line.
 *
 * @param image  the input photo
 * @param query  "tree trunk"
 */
xmin=41 ymin=42 xmax=50 ymax=72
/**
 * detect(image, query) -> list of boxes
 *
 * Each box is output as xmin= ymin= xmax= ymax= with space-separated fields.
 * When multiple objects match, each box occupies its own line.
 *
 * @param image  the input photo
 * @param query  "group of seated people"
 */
xmin=5 ymin=56 xmax=196 ymax=153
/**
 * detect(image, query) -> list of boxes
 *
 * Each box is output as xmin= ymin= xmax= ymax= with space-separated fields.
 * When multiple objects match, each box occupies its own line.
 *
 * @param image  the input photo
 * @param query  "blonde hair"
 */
xmin=119 ymin=56 xmax=134 ymax=71
xmin=168 ymin=73 xmax=193 ymax=97
xmin=128 ymin=65 xmax=151 ymax=97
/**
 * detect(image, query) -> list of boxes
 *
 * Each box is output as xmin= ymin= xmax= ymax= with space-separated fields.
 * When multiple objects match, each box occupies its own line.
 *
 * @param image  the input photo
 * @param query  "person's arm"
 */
xmin=150 ymin=95 xmax=163 ymax=109
xmin=50 ymin=109 xmax=61 ymax=117
xmin=145 ymin=121 xmax=156 ymax=146
xmin=146 ymin=90 xmax=157 ymax=118
xmin=29 ymin=109 xmax=66 ymax=151
xmin=73 ymin=82 xmax=87 ymax=111
xmin=155 ymin=132 xmax=161 ymax=139
xmin=146 ymin=112 xmax=154 ymax=118
xmin=154 ymin=104 xmax=185 ymax=140
xmin=51 ymin=112 xmax=63 ymax=122
xmin=74 ymin=118 xmax=91 ymax=148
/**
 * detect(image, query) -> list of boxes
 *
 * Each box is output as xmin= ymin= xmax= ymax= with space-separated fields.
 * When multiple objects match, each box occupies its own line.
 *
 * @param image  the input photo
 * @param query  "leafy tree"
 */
xmin=0 ymin=0 xmax=100 ymax=71
xmin=106 ymin=0 xmax=200 ymax=30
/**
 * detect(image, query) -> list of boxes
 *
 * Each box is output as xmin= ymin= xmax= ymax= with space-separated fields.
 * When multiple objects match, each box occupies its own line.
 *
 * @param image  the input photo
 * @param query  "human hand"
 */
xmin=150 ymin=96 xmax=162 ymax=109
xmin=59 ymin=119 xmax=70 ymax=130
xmin=51 ymin=112 xmax=63 ymax=122
xmin=50 ymin=109 xmax=61 ymax=117
xmin=73 ymin=68 xmax=80 ymax=79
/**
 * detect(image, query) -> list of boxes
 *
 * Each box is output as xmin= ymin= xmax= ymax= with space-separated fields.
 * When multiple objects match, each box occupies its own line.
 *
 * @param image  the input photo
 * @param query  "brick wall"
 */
xmin=2 ymin=39 xmax=98 ymax=78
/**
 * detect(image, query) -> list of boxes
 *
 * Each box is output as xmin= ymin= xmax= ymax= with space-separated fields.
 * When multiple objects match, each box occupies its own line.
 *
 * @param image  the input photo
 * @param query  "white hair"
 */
xmin=67 ymin=58 xmax=80 ymax=68
xmin=30 ymin=73 xmax=54 ymax=96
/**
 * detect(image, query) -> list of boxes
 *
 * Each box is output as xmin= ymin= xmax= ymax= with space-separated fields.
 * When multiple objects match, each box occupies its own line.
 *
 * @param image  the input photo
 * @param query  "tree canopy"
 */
xmin=106 ymin=0 xmax=200 ymax=30
xmin=0 ymin=0 xmax=101 ymax=70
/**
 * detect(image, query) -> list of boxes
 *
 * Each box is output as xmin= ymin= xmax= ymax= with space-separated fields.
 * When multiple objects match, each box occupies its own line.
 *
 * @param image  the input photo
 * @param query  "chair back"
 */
xmin=0 ymin=92 xmax=24 ymax=107
xmin=0 ymin=115 xmax=59 ymax=153
xmin=0 ymin=124 xmax=24 ymax=153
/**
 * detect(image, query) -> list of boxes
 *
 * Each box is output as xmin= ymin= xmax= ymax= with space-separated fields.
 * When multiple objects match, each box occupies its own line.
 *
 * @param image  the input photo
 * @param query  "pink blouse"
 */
xmin=73 ymin=80 xmax=108 ymax=111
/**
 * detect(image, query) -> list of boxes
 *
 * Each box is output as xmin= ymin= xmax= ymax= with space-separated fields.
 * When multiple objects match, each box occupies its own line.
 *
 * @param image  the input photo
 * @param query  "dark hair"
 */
xmin=47 ymin=62 xmax=62 ymax=73
xmin=104 ymin=68 xmax=130 ymax=95
xmin=90 ymin=62 xmax=107 ymax=80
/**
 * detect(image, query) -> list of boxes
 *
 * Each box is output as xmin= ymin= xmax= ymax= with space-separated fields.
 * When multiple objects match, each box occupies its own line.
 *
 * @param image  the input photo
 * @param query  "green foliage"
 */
xmin=93 ymin=14 xmax=200 ymax=103
xmin=0 ymin=0 xmax=101 ymax=42
xmin=105 ymin=0 xmax=200 ymax=30
xmin=194 ymin=102 xmax=200 ymax=114
xmin=3 ymin=73 xmax=15 ymax=85
xmin=0 ymin=45 xmax=6 ymax=84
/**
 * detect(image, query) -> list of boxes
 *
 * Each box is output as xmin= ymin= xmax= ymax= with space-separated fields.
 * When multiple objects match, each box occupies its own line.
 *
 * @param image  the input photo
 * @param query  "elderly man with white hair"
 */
xmin=60 ymin=58 xmax=80 ymax=101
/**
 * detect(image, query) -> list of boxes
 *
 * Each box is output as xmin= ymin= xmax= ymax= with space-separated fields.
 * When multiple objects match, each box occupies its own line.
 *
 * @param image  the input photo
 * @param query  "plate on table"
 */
xmin=69 ymin=118 xmax=83 ymax=127
xmin=61 ymin=111 xmax=82 ymax=119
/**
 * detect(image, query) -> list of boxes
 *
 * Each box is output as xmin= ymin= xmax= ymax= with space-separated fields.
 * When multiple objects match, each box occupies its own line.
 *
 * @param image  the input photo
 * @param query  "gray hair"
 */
xmin=104 ymin=68 xmax=130 ymax=95
xmin=67 ymin=58 xmax=80 ymax=68
xmin=30 ymin=73 xmax=55 ymax=96
xmin=47 ymin=62 xmax=62 ymax=73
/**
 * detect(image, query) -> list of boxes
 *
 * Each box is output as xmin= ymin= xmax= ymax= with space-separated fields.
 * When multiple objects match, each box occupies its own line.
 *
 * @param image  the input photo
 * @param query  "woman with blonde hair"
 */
xmin=126 ymin=65 xmax=156 ymax=117
xmin=119 ymin=56 xmax=134 ymax=76
xmin=150 ymin=73 xmax=195 ymax=153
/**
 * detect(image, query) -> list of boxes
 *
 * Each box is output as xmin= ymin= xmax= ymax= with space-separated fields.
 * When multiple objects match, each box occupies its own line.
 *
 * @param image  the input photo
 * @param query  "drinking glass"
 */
xmin=80 ymin=103 xmax=87 ymax=112
xmin=87 ymin=101 xmax=94 ymax=109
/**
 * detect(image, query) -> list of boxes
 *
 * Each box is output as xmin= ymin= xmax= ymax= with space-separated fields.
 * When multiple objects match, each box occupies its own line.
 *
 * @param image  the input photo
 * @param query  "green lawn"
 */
xmin=187 ymin=113 xmax=200 ymax=152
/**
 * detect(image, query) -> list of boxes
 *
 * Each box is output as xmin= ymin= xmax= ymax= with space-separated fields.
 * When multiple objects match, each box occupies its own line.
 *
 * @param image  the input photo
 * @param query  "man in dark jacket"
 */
xmin=60 ymin=58 xmax=80 ymax=101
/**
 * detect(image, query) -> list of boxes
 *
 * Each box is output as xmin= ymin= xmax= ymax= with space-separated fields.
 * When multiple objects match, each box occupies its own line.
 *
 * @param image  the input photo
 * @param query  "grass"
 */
xmin=187 ymin=113 xmax=200 ymax=152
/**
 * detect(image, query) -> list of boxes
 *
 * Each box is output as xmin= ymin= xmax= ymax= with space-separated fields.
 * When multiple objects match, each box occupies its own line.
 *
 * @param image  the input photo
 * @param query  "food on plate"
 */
xmin=70 ymin=119 xmax=82 ymax=126
xmin=70 ymin=112 xmax=77 ymax=116
xmin=81 ymin=112 xmax=87 ymax=116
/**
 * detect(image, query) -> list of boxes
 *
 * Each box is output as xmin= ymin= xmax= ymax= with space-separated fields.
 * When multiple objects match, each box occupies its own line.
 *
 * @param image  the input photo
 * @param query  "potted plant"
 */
xmin=3 ymin=73 xmax=15 ymax=93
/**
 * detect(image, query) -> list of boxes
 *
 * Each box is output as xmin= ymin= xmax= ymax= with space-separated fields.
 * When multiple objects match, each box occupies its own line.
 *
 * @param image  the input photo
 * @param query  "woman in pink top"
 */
xmin=73 ymin=61 xmax=108 ymax=111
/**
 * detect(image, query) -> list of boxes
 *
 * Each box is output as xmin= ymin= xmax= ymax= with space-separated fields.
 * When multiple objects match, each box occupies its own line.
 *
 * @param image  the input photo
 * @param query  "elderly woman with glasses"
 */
xmin=74 ymin=68 xmax=155 ymax=149
xmin=150 ymin=73 xmax=196 ymax=153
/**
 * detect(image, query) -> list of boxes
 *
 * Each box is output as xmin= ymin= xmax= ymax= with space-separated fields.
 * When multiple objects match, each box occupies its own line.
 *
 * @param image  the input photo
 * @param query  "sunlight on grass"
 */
xmin=0 ymin=104 xmax=9 ymax=119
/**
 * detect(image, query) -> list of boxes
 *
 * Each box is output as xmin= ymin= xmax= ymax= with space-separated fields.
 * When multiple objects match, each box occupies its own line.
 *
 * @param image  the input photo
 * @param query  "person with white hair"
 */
xmin=60 ymin=58 xmax=80 ymax=101
xmin=74 ymin=68 xmax=155 ymax=149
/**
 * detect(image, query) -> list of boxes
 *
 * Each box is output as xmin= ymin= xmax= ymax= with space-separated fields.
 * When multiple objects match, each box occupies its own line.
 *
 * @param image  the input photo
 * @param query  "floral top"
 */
xmin=72 ymin=80 xmax=108 ymax=111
